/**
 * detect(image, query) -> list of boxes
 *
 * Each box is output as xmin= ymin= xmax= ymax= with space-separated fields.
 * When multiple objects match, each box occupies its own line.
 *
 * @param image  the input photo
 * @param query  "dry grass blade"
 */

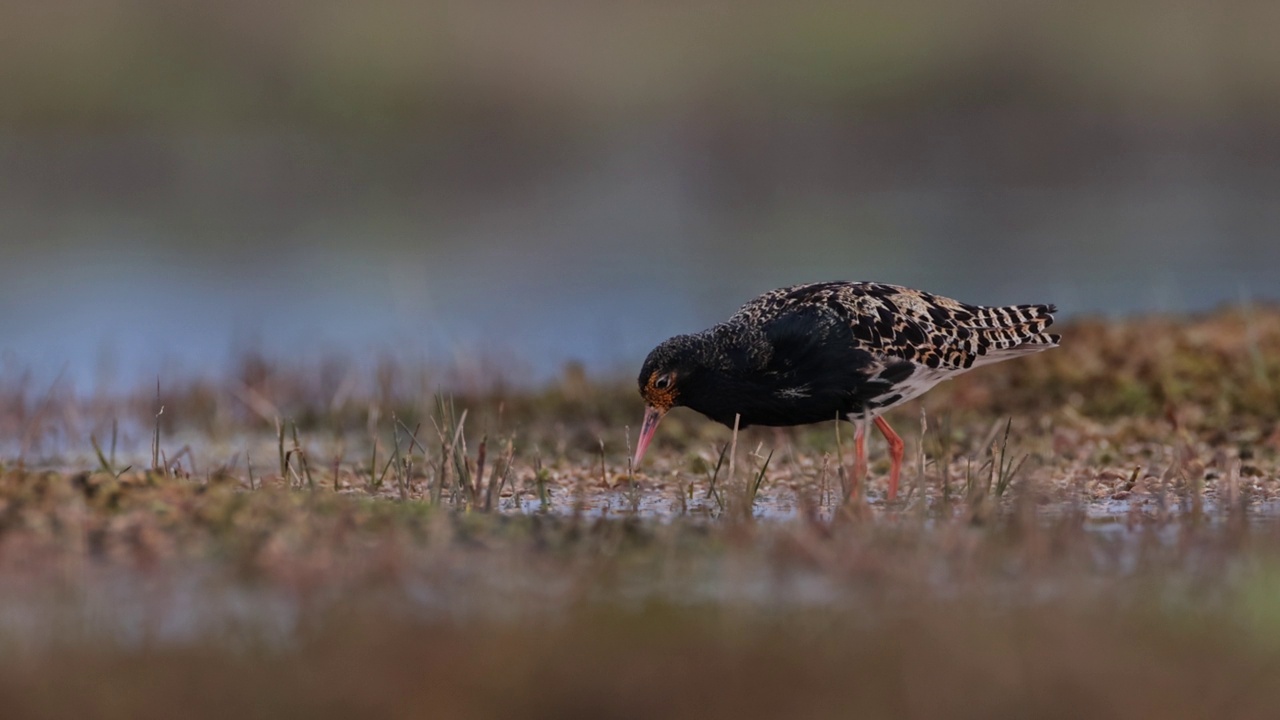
xmin=90 ymin=433 xmax=112 ymax=474
xmin=705 ymin=442 xmax=729 ymax=511
xmin=430 ymin=395 xmax=474 ymax=507
xmin=395 ymin=418 xmax=428 ymax=455
xmin=367 ymin=436 xmax=380 ymax=492
xmin=745 ymin=447 xmax=774 ymax=511
xmin=914 ymin=407 xmax=928 ymax=511
xmin=597 ymin=437 xmax=606 ymax=488
xmin=728 ymin=414 xmax=748 ymax=519
xmin=276 ymin=417 xmax=286 ymax=480
xmin=993 ymin=418 xmax=1028 ymax=499
xmin=291 ymin=421 xmax=316 ymax=492
xmin=152 ymin=379 xmax=164 ymax=475
xmin=391 ymin=414 xmax=407 ymax=501
xmin=450 ymin=410 xmax=472 ymax=505
xmin=475 ymin=435 xmax=488 ymax=500
xmin=484 ymin=437 xmax=514 ymax=512
xmin=533 ymin=456 xmax=550 ymax=512
xmin=624 ymin=426 xmax=634 ymax=481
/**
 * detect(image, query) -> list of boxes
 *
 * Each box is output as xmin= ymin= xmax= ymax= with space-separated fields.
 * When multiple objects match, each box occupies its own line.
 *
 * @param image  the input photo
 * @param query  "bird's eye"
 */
xmin=654 ymin=374 xmax=672 ymax=390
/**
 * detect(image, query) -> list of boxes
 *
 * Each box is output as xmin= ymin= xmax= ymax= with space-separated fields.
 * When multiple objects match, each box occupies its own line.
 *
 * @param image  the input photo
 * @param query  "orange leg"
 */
xmin=874 ymin=416 xmax=905 ymax=501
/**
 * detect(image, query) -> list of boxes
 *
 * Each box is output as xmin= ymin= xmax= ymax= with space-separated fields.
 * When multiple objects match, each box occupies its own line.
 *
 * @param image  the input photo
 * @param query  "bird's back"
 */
xmin=732 ymin=281 xmax=1059 ymax=373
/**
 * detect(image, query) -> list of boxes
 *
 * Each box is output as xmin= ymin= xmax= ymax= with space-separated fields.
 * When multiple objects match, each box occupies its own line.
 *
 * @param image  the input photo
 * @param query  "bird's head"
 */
xmin=633 ymin=335 xmax=701 ymax=466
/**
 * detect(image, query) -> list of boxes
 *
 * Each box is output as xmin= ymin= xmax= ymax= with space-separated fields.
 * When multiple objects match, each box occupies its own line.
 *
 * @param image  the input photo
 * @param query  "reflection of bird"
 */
xmin=634 ymin=281 xmax=1059 ymax=500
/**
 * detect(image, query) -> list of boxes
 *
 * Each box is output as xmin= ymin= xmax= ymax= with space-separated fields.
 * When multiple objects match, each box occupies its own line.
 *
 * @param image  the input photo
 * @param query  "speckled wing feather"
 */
xmin=732 ymin=281 xmax=1060 ymax=372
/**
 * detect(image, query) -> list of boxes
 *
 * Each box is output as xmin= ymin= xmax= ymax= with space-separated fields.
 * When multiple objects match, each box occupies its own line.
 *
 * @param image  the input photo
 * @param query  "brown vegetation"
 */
xmin=0 ymin=308 xmax=1278 ymax=718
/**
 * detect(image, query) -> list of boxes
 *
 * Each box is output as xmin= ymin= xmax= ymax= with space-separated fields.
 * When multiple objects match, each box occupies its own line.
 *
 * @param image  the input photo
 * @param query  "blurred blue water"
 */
xmin=2 ymin=129 xmax=1277 ymax=392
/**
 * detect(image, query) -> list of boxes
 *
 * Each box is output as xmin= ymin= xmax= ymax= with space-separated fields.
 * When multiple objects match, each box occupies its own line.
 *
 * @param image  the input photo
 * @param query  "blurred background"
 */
xmin=2 ymin=0 xmax=1278 ymax=392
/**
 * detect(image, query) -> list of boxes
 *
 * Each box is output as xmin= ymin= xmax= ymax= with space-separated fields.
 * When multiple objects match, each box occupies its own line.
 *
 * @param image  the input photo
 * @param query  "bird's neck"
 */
xmin=675 ymin=325 xmax=772 ymax=427
xmin=677 ymin=324 xmax=759 ymax=371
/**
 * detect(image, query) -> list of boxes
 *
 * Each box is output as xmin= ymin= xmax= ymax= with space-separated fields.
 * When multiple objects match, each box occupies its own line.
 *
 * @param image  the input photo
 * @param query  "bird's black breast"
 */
xmin=679 ymin=304 xmax=915 ymax=428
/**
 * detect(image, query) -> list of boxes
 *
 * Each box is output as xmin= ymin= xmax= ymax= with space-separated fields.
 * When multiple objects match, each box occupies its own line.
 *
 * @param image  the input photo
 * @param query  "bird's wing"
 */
xmin=736 ymin=281 xmax=1058 ymax=372
xmin=733 ymin=298 xmax=920 ymax=421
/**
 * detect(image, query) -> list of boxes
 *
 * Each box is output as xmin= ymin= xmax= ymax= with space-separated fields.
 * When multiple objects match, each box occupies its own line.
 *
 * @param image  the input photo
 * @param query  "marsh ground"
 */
xmin=2 ymin=308 xmax=1280 ymax=719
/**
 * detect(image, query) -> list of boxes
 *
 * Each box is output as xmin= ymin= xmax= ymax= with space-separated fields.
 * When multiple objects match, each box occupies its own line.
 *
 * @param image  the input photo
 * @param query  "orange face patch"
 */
xmin=642 ymin=371 xmax=678 ymax=411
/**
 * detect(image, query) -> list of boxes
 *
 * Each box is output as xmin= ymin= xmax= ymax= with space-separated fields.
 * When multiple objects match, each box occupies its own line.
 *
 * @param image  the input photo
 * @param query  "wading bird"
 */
xmin=634 ymin=281 xmax=1059 ymax=500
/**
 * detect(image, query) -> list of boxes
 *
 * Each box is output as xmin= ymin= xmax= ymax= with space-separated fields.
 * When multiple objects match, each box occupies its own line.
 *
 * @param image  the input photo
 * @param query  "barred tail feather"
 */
xmin=967 ymin=304 xmax=1059 ymax=368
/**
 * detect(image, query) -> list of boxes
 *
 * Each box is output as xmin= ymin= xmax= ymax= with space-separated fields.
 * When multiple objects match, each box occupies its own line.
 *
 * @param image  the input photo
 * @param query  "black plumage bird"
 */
xmin=634 ymin=281 xmax=1060 ymax=500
